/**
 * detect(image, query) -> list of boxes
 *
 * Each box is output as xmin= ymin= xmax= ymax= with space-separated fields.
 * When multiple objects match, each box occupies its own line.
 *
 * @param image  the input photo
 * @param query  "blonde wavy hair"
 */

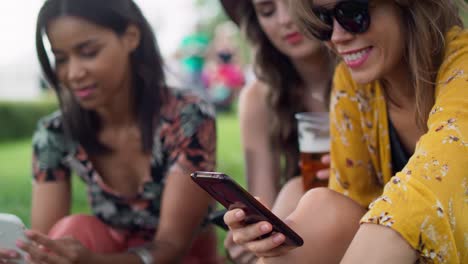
xmin=291 ymin=0 xmax=466 ymax=129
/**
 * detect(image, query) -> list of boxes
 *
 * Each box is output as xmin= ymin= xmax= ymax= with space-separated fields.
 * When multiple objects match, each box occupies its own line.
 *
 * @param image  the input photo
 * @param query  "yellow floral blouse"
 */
xmin=329 ymin=26 xmax=468 ymax=263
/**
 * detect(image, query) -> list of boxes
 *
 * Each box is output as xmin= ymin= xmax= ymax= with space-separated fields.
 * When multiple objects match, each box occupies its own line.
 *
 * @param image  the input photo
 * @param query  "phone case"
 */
xmin=191 ymin=171 xmax=303 ymax=247
xmin=0 ymin=213 xmax=27 ymax=264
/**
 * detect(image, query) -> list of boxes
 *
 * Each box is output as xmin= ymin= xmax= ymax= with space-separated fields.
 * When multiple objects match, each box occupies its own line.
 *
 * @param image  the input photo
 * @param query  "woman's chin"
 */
xmin=348 ymin=70 xmax=378 ymax=85
xmin=76 ymin=100 xmax=98 ymax=110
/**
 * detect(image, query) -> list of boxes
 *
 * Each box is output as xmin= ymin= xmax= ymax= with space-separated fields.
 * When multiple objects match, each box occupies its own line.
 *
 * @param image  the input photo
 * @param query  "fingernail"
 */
xmin=16 ymin=240 xmax=25 ymax=248
xmin=9 ymin=251 xmax=18 ymax=258
xmin=260 ymin=224 xmax=270 ymax=232
xmin=235 ymin=210 xmax=244 ymax=219
xmin=273 ymin=234 xmax=284 ymax=244
xmin=316 ymin=171 xmax=326 ymax=179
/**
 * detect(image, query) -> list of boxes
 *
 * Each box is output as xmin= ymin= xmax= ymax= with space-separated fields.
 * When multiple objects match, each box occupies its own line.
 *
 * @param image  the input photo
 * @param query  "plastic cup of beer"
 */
xmin=295 ymin=112 xmax=330 ymax=191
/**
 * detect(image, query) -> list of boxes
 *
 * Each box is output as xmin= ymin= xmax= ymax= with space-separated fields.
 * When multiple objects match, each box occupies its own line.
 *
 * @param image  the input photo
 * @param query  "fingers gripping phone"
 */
xmin=0 ymin=213 xmax=27 ymax=264
xmin=191 ymin=171 xmax=304 ymax=247
xmin=208 ymin=209 xmax=229 ymax=231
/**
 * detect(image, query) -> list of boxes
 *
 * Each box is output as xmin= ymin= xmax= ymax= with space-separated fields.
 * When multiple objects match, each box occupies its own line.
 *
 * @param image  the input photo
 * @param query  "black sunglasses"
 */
xmin=310 ymin=0 xmax=370 ymax=41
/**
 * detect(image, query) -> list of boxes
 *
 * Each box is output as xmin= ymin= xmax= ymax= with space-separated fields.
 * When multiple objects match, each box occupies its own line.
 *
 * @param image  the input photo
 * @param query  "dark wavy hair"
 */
xmin=36 ymin=0 xmax=167 ymax=154
xmin=232 ymin=1 xmax=333 ymax=180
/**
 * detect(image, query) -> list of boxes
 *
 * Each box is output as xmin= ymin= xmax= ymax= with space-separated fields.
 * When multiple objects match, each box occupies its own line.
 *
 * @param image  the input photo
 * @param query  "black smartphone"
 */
xmin=191 ymin=171 xmax=304 ymax=247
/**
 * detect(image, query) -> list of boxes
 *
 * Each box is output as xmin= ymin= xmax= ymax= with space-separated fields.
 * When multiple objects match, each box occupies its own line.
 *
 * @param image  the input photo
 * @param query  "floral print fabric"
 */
xmin=32 ymin=90 xmax=216 ymax=239
xmin=330 ymin=27 xmax=468 ymax=263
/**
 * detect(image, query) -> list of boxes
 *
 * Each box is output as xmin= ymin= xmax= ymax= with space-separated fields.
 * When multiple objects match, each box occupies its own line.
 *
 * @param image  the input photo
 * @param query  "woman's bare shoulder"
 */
xmin=239 ymin=80 xmax=269 ymax=115
xmin=238 ymin=80 xmax=272 ymax=139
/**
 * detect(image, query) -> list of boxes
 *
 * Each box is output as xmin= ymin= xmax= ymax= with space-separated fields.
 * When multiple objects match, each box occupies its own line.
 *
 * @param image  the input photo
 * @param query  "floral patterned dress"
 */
xmin=31 ymin=90 xmax=216 ymax=241
xmin=330 ymin=26 xmax=468 ymax=263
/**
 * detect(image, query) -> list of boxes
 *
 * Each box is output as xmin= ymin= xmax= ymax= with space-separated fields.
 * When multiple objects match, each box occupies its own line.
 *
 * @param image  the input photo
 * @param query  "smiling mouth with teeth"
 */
xmin=343 ymin=48 xmax=371 ymax=63
xmin=341 ymin=47 xmax=373 ymax=68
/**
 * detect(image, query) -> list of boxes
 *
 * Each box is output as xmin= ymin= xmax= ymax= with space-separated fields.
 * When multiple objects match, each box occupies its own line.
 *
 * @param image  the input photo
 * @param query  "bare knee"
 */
xmin=272 ymin=177 xmax=304 ymax=218
xmin=291 ymin=188 xmax=365 ymax=236
xmin=274 ymin=188 xmax=366 ymax=263
xmin=49 ymin=214 xmax=121 ymax=253
xmin=55 ymin=214 xmax=98 ymax=227
xmin=49 ymin=214 xmax=106 ymax=238
xmin=281 ymin=177 xmax=303 ymax=193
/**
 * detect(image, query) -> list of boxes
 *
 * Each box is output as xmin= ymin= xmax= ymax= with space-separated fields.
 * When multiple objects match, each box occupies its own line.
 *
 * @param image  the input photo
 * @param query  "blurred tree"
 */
xmin=194 ymin=0 xmax=228 ymax=40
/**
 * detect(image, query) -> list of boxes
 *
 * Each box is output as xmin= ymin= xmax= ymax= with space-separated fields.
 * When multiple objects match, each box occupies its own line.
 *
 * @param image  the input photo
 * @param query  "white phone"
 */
xmin=0 ymin=213 xmax=27 ymax=264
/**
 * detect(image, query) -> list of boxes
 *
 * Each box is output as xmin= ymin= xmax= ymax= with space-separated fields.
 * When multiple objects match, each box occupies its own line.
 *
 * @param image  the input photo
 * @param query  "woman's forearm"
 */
xmin=245 ymin=152 xmax=281 ymax=208
xmin=341 ymin=224 xmax=418 ymax=264
xmin=248 ymin=176 xmax=278 ymax=208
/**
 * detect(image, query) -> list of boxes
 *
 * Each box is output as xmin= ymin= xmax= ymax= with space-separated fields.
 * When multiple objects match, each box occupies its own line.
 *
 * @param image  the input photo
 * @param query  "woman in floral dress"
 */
xmin=0 ymin=0 xmax=221 ymax=263
xmin=224 ymin=0 xmax=468 ymax=263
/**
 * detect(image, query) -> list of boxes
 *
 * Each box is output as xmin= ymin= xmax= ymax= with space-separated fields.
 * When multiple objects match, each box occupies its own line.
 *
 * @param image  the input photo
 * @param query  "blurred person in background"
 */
xmin=0 ymin=0 xmax=221 ymax=263
xmin=219 ymin=0 xmax=335 ymax=263
xmin=204 ymin=22 xmax=245 ymax=112
xmin=178 ymin=24 xmax=211 ymax=98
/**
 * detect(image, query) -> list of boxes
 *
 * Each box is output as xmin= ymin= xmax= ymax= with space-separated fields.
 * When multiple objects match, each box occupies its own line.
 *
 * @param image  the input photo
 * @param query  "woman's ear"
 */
xmin=123 ymin=24 xmax=141 ymax=52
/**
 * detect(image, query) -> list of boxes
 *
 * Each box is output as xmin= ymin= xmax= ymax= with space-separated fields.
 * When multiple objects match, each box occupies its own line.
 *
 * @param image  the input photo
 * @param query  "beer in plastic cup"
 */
xmin=295 ymin=112 xmax=330 ymax=191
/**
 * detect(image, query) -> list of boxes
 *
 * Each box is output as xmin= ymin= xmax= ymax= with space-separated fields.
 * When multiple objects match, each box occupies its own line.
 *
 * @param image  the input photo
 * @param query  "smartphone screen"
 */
xmin=191 ymin=171 xmax=303 ymax=247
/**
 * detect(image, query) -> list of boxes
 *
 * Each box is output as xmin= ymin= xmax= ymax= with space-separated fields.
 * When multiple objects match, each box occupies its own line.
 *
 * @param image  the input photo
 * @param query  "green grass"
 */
xmin=213 ymin=110 xmax=244 ymax=252
xmin=0 ymin=140 xmax=36 ymax=219
xmin=0 ymin=110 xmax=243 ymax=255
xmin=216 ymin=111 xmax=244 ymax=184
xmin=0 ymin=141 xmax=91 ymax=220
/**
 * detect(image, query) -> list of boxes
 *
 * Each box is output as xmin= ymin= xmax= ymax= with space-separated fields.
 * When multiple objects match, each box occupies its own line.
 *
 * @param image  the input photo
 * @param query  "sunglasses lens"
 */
xmin=310 ymin=1 xmax=370 ymax=41
xmin=311 ymin=8 xmax=333 ymax=41
xmin=335 ymin=1 xmax=370 ymax=34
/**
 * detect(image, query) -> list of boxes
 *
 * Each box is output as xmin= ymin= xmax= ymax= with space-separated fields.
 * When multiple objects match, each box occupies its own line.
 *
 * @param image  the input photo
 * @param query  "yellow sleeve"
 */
xmin=361 ymin=27 xmax=468 ymax=263
xmin=329 ymin=63 xmax=383 ymax=207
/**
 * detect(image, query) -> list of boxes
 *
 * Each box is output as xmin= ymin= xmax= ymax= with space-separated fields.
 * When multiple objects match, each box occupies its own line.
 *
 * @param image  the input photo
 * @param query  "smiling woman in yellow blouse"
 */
xmin=223 ymin=0 xmax=468 ymax=263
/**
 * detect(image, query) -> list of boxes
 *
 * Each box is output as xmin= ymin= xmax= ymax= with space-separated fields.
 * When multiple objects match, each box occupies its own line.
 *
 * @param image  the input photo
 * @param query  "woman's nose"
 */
xmin=277 ymin=3 xmax=293 ymax=26
xmin=67 ymin=58 xmax=86 ymax=81
xmin=330 ymin=19 xmax=354 ymax=44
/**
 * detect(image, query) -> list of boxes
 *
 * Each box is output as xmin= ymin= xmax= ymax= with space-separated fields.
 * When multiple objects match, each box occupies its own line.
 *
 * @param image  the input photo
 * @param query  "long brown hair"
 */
xmin=36 ymin=0 xmax=168 ymax=154
xmin=292 ymin=0 xmax=465 ymax=130
xmin=233 ymin=1 xmax=333 ymax=181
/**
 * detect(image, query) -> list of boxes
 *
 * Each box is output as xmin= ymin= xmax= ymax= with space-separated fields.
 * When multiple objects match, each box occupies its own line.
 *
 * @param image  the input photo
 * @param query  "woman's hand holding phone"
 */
xmin=224 ymin=203 xmax=297 ymax=258
xmin=17 ymin=231 xmax=94 ymax=264
xmin=0 ymin=213 xmax=28 ymax=264
xmin=224 ymin=231 xmax=258 ymax=264
xmin=191 ymin=172 xmax=303 ymax=259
